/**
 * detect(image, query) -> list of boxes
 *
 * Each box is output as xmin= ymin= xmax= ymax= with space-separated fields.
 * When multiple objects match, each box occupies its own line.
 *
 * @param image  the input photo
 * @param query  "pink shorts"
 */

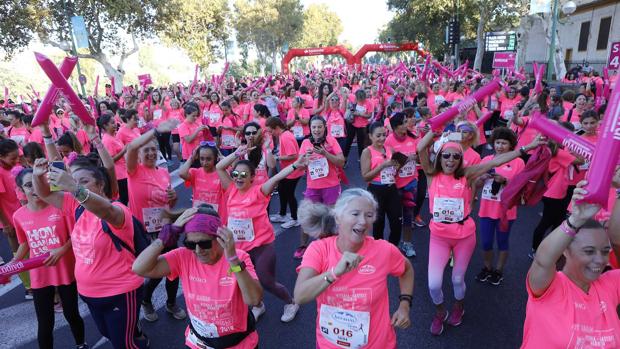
xmin=304 ymin=185 xmax=341 ymax=205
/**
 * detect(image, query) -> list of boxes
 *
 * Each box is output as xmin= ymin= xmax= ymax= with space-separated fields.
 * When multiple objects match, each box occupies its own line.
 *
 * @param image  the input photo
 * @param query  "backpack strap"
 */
xmin=74 ymin=205 xmax=134 ymax=254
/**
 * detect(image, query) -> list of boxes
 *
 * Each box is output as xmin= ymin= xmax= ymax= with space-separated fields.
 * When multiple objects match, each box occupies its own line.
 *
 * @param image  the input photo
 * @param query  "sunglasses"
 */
xmin=231 ymin=170 xmax=250 ymax=179
xmin=245 ymin=131 xmax=258 ymax=136
xmin=183 ymin=239 xmax=213 ymax=250
xmin=441 ymin=152 xmax=462 ymax=160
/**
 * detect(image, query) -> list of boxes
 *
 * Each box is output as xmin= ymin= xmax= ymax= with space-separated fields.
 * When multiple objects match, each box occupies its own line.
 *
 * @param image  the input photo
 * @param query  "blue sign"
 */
xmin=71 ymin=16 xmax=89 ymax=49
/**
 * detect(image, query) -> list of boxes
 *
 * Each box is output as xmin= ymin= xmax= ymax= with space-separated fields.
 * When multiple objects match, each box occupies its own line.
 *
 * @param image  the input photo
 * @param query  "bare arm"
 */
xmin=608 ymin=169 xmax=620 ymax=265
xmin=132 ymin=239 xmax=172 ymax=279
xmin=416 ymin=130 xmax=436 ymax=176
xmin=261 ymin=155 xmax=307 ymax=196
xmin=40 ymin=124 xmax=62 ymax=161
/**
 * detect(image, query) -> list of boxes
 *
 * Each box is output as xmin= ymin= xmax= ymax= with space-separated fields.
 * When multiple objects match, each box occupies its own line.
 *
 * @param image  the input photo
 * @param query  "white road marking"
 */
xmin=0 ymin=275 xmax=21 ymax=297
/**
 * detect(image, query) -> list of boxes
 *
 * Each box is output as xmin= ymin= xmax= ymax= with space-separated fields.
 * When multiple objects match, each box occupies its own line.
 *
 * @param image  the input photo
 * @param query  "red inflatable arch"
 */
xmin=281 ymin=45 xmax=356 ymax=75
xmin=353 ymin=42 xmax=427 ymax=67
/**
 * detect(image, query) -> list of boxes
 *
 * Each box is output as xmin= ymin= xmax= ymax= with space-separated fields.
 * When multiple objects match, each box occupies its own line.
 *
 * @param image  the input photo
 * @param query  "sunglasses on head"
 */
xmin=245 ymin=131 xmax=258 ymax=136
xmin=231 ymin=170 xmax=249 ymax=179
xmin=441 ymin=152 xmax=462 ymax=160
xmin=183 ymin=239 xmax=213 ymax=250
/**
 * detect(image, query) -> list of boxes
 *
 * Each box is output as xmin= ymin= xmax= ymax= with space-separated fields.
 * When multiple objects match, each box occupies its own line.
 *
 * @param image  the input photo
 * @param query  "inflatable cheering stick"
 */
xmin=31 ymin=57 xmax=77 ymax=127
xmin=0 ymin=254 xmax=50 ymax=284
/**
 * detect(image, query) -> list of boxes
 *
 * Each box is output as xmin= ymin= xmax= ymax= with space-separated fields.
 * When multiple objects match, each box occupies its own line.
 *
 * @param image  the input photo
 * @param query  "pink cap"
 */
xmin=184 ymin=214 xmax=221 ymax=236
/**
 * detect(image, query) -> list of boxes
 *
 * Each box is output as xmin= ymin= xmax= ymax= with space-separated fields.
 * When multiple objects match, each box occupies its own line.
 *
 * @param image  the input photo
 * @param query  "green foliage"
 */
xmin=293 ymin=4 xmax=343 ymax=48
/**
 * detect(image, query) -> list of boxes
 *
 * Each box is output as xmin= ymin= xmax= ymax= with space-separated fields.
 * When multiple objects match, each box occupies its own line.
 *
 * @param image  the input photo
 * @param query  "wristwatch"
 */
xmin=229 ymin=261 xmax=247 ymax=273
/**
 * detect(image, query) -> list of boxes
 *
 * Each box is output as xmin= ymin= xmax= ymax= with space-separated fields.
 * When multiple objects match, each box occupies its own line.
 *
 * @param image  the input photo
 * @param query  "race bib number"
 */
xmin=209 ymin=112 xmax=220 ymax=124
xmin=142 ymin=207 xmax=165 ymax=233
xmin=319 ymin=304 xmax=369 ymax=349
xmin=221 ymin=135 xmax=237 ymax=148
xmin=398 ymin=160 xmax=416 ymax=178
xmin=292 ymin=126 xmax=304 ymax=138
xmin=380 ymin=166 xmax=396 ymax=184
xmin=187 ymin=330 xmax=214 ymax=349
xmin=481 ymin=179 xmax=501 ymax=202
xmin=355 ymin=105 xmax=367 ymax=114
xmin=432 ymin=197 xmax=464 ymax=223
xmin=189 ymin=310 xmax=219 ymax=339
xmin=331 ymin=124 xmax=345 ymax=138
xmin=309 ymin=157 xmax=329 ymax=180
xmin=153 ymin=109 xmax=162 ymax=120
xmin=228 ymin=218 xmax=255 ymax=242
xmin=10 ymin=135 xmax=26 ymax=146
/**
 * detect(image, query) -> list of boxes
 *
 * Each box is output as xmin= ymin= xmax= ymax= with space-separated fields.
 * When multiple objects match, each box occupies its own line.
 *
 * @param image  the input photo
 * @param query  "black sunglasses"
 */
xmin=231 ymin=170 xmax=249 ymax=179
xmin=183 ymin=239 xmax=213 ymax=250
xmin=245 ymin=131 xmax=258 ymax=136
xmin=441 ymin=153 xmax=462 ymax=160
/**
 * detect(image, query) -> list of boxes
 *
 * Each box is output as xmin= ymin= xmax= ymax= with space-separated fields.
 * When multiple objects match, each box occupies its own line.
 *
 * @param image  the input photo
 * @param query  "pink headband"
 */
xmin=440 ymin=142 xmax=463 ymax=153
xmin=184 ymin=214 xmax=221 ymax=236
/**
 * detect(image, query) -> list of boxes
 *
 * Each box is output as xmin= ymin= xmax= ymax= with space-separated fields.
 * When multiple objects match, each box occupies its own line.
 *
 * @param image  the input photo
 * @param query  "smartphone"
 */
xmin=447 ymin=132 xmax=463 ymax=142
xmin=391 ymin=152 xmax=408 ymax=167
xmin=49 ymin=161 xmax=66 ymax=192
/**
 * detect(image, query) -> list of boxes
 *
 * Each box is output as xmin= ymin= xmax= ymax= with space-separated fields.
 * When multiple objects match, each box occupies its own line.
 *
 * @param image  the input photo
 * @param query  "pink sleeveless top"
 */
xmin=368 ymin=146 xmax=395 ymax=184
xmin=428 ymin=173 xmax=475 ymax=239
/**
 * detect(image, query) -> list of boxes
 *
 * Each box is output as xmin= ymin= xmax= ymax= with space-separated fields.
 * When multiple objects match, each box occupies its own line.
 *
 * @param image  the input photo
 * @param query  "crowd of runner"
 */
xmin=0 ymin=58 xmax=619 ymax=348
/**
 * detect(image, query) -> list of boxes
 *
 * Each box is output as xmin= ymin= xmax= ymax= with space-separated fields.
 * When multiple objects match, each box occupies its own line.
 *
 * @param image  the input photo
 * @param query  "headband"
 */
xmin=184 ymin=214 xmax=221 ymax=236
xmin=440 ymin=141 xmax=464 ymax=153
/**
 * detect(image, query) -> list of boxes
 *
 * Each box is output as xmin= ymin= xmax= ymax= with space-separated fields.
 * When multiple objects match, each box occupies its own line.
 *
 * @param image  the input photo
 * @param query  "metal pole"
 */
xmin=455 ymin=0 xmax=460 ymax=67
xmin=546 ymin=0 xmax=559 ymax=81
xmin=62 ymin=0 xmax=87 ymax=96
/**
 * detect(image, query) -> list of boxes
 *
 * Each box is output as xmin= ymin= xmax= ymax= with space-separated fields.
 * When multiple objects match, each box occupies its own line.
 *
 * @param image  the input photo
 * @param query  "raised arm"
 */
xmin=40 ymin=123 xmax=62 ymax=161
xmin=86 ymin=126 xmax=118 ymax=199
xmin=416 ymin=129 xmax=437 ymax=176
xmin=261 ymin=154 xmax=308 ymax=196
xmin=179 ymin=147 xmax=199 ymax=181
xmin=216 ymin=146 xmax=249 ymax=190
xmin=32 ymin=158 xmax=64 ymax=209
xmin=127 ymin=119 xmax=179 ymax=174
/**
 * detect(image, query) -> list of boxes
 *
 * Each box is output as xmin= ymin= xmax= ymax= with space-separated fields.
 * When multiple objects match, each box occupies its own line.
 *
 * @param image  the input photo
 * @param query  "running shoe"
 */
xmin=401 ymin=242 xmax=417 ymax=258
xmin=489 ymin=270 xmax=504 ymax=286
xmin=413 ymin=216 xmax=427 ymax=227
xmin=475 ymin=267 xmax=492 ymax=282
xmin=430 ymin=311 xmax=449 ymax=336
xmin=166 ymin=303 xmax=187 ymax=320
xmin=252 ymin=303 xmax=266 ymax=321
xmin=269 ymin=214 xmax=290 ymax=223
xmin=54 ymin=301 xmax=63 ymax=313
xmin=281 ymin=303 xmax=300 ymax=323
xmin=447 ymin=304 xmax=465 ymax=326
xmin=293 ymin=246 xmax=307 ymax=259
xmin=281 ymin=219 xmax=300 ymax=229
xmin=141 ymin=302 xmax=158 ymax=322
xmin=25 ymin=289 xmax=33 ymax=300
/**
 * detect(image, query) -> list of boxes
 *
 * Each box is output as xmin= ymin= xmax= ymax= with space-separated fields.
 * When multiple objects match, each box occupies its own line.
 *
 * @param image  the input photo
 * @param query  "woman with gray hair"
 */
xmin=294 ymin=188 xmax=414 ymax=349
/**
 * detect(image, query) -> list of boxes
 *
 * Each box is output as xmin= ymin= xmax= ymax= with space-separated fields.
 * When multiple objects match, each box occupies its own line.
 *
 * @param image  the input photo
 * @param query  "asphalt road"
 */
xmin=0 ymin=148 xmax=543 ymax=349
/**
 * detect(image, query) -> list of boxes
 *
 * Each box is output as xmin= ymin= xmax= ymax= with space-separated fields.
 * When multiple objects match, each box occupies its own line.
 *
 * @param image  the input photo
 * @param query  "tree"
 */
xmin=293 ymin=4 xmax=343 ymax=48
xmin=161 ymin=0 xmax=230 ymax=69
xmin=1 ymin=0 xmax=179 ymax=91
xmin=234 ymin=0 xmax=304 ymax=74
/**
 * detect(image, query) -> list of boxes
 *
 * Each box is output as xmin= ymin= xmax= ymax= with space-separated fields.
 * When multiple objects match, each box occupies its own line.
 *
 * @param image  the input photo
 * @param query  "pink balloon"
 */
xmin=34 ymin=52 xmax=96 ymax=126
xmin=580 ymin=85 xmax=620 ymax=208
xmin=427 ymin=79 xmax=502 ymax=131
xmin=0 ymin=253 xmax=49 ymax=284
xmin=31 ymin=56 xmax=77 ymax=127
xmin=528 ymin=112 xmax=595 ymax=161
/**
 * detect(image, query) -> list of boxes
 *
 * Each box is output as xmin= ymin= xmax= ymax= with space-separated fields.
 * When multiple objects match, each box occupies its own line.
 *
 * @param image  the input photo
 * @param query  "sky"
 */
xmin=301 ymin=0 xmax=394 ymax=48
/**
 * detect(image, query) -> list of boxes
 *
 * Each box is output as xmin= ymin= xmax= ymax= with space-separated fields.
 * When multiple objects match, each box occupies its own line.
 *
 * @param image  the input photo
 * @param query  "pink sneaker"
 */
xmin=293 ymin=246 xmax=307 ymax=260
xmin=430 ymin=311 xmax=449 ymax=336
xmin=447 ymin=304 xmax=465 ymax=326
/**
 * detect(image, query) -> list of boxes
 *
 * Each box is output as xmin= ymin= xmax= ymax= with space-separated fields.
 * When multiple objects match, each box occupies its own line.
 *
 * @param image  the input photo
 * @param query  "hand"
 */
xmin=569 ymin=181 xmax=601 ymax=226
xmin=234 ymin=144 xmax=255 ymax=158
xmin=166 ymin=186 xmax=177 ymax=203
xmin=216 ymin=227 xmax=237 ymax=259
xmin=44 ymin=247 xmax=67 ymax=266
xmin=333 ymin=251 xmax=364 ymax=277
xmin=156 ymin=119 xmax=180 ymax=133
xmin=493 ymin=174 xmax=507 ymax=184
xmin=33 ymin=158 xmax=49 ymax=177
xmin=294 ymin=153 xmax=309 ymax=169
xmin=47 ymin=166 xmax=77 ymax=193
xmin=391 ymin=305 xmax=411 ymax=329
xmin=173 ymin=207 xmax=198 ymax=228
xmin=197 ymin=124 xmax=208 ymax=132
xmin=527 ymin=134 xmax=547 ymax=150
xmin=313 ymin=144 xmax=327 ymax=155
xmin=381 ymin=159 xmax=397 ymax=169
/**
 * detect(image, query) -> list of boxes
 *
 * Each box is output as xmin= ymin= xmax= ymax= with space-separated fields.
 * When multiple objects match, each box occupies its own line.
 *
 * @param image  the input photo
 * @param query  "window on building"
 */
xmin=578 ymin=21 xmax=590 ymax=52
xmin=597 ymin=17 xmax=612 ymax=50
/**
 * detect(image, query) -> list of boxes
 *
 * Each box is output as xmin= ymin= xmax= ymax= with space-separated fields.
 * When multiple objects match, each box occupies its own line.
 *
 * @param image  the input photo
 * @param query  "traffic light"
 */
xmin=447 ymin=18 xmax=460 ymax=45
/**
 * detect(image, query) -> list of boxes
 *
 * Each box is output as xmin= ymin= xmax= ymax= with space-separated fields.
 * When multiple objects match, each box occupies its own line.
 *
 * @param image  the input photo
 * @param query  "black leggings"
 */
xmin=143 ymin=243 xmax=180 ymax=305
xmin=343 ymin=122 xmax=367 ymax=159
xmin=532 ymin=197 xmax=568 ymax=251
xmin=413 ymin=170 xmax=428 ymax=218
xmin=32 ymin=282 xmax=85 ymax=348
xmin=278 ymin=177 xmax=300 ymax=220
xmin=368 ymin=183 xmax=403 ymax=246
xmin=117 ymin=178 xmax=129 ymax=206
xmin=156 ymin=132 xmax=172 ymax=160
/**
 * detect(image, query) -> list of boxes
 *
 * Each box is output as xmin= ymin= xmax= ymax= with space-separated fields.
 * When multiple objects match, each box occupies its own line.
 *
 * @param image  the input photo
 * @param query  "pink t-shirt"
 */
xmin=478 ymin=155 xmax=525 ymax=220
xmin=168 ymin=109 xmax=185 ymax=135
xmin=127 ymin=164 xmax=170 ymax=232
xmin=178 ymin=120 xmax=202 ymax=160
xmin=164 ymin=248 xmax=259 ymax=349
xmin=544 ymin=149 xmax=575 ymax=199
xmin=428 ymin=173 xmax=475 ymax=239
xmin=63 ymin=195 xmax=143 ymax=297
xmin=278 ymin=130 xmax=304 ymax=179
xmin=297 ymin=236 xmax=405 ymax=349
xmin=325 ymin=109 xmax=346 ymax=139
xmin=385 ymin=133 xmax=419 ymax=188
xmin=117 ymin=125 xmax=141 ymax=146
xmin=219 ymin=116 xmax=239 ymax=150
xmin=14 ymin=201 xmax=75 ymax=289
xmin=522 ymin=270 xmax=620 ymax=349
xmin=102 ymin=133 xmax=128 ymax=180
xmin=203 ymin=103 xmax=222 ymax=128
xmin=512 ymin=117 xmax=539 ymax=153
xmin=287 ymin=108 xmax=311 ymax=138
xmin=0 ymin=165 xmax=21 ymax=227
xmin=75 ymin=129 xmax=91 ymax=154
xmin=226 ymin=184 xmax=274 ymax=252
xmin=299 ymin=136 xmax=342 ymax=189
xmin=187 ymin=168 xmax=224 ymax=216
xmin=368 ymin=146 xmax=394 ymax=184
xmin=352 ymin=100 xmax=374 ymax=128
xmin=7 ymin=126 xmax=30 ymax=148
xmin=462 ymin=147 xmax=481 ymax=167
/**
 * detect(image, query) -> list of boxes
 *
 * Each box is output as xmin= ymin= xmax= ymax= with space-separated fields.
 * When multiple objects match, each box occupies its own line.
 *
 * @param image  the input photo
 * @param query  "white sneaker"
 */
xmin=281 ymin=303 xmax=300 ymax=323
xmin=269 ymin=214 xmax=290 ymax=223
xmin=281 ymin=219 xmax=300 ymax=229
xmin=251 ymin=303 xmax=266 ymax=321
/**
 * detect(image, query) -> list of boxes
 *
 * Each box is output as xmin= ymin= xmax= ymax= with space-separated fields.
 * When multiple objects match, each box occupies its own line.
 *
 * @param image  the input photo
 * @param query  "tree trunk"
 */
xmin=473 ymin=3 xmax=487 ymax=71
xmin=95 ymin=53 xmax=125 ymax=94
xmin=515 ymin=16 xmax=533 ymax=70
xmin=540 ymin=14 xmax=567 ymax=80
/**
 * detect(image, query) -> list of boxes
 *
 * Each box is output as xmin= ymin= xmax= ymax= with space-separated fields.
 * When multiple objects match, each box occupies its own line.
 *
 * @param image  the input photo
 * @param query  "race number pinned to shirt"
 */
xmin=142 ymin=207 xmax=165 ymax=233
xmin=331 ymin=124 xmax=345 ymax=138
xmin=189 ymin=310 xmax=219 ymax=339
xmin=228 ymin=218 xmax=255 ymax=242
xmin=355 ymin=105 xmax=367 ymax=114
xmin=153 ymin=109 xmax=163 ymax=120
xmin=221 ymin=135 xmax=237 ymax=148
xmin=292 ymin=126 xmax=304 ymax=139
xmin=319 ymin=304 xmax=370 ymax=349
xmin=398 ymin=160 xmax=416 ymax=178
xmin=309 ymin=157 xmax=329 ymax=180
xmin=433 ymin=197 xmax=465 ymax=223
xmin=209 ymin=112 xmax=220 ymax=124
xmin=380 ymin=166 xmax=396 ymax=184
xmin=481 ymin=179 xmax=502 ymax=202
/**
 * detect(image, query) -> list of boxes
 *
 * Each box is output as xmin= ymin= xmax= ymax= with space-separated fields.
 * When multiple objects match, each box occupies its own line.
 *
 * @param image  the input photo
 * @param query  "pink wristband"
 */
xmin=560 ymin=221 xmax=577 ymax=238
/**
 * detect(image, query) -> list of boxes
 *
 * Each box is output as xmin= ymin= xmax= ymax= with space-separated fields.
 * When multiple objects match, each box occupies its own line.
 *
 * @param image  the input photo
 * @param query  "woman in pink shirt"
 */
xmin=167 ymin=99 xmax=185 ymax=160
xmin=99 ymin=113 xmax=130 ymax=205
xmin=132 ymin=206 xmax=263 ymax=349
xmin=204 ymin=92 xmax=222 ymax=137
xmin=12 ymin=168 xmax=87 ymax=349
xmin=68 ymin=116 xmax=91 ymax=154
xmin=117 ymin=109 xmax=141 ymax=146
xmin=286 ymin=96 xmax=310 ymax=143
xmin=179 ymin=144 xmax=224 ymax=217
xmin=325 ymin=93 xmax=347 ymax=150
xmin=149 ymin=90 xmax=173 ymax=161
xmin=32 ymin=158 xmax=149 ymax=349
xmin=474 ymin=128 xmax=525 ymax=285
xmin=217 ymin=101 xmax=241 ymax=156
xmin=239 ymin=122 xmax=275 ymax=186
xmin=343 ymin=89 xmax=373 ymax=160
xmin=216 ymin=144 xmax=308 ymax=323
xmin=312 ymin=83 xmax=333 ymax=117
xmin=522 ymin=181 xmax=620 ymax=348
xmin=178 ymin=103 xmax=208 ymax=161
xmin=455 ymin=121 xmax=481 ymax=167
xmin=294 ymin=188 xmax=414 ymax=349
xmin=5 ymin=110 xmax=31 ymax=148
xmin=417 ymin=128 xmax=542 ymax=335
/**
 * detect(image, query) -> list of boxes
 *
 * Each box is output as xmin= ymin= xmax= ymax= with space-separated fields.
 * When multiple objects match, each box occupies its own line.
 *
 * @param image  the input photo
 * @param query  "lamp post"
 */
xmin=546 ymin=0 xmax=576 ymax=81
